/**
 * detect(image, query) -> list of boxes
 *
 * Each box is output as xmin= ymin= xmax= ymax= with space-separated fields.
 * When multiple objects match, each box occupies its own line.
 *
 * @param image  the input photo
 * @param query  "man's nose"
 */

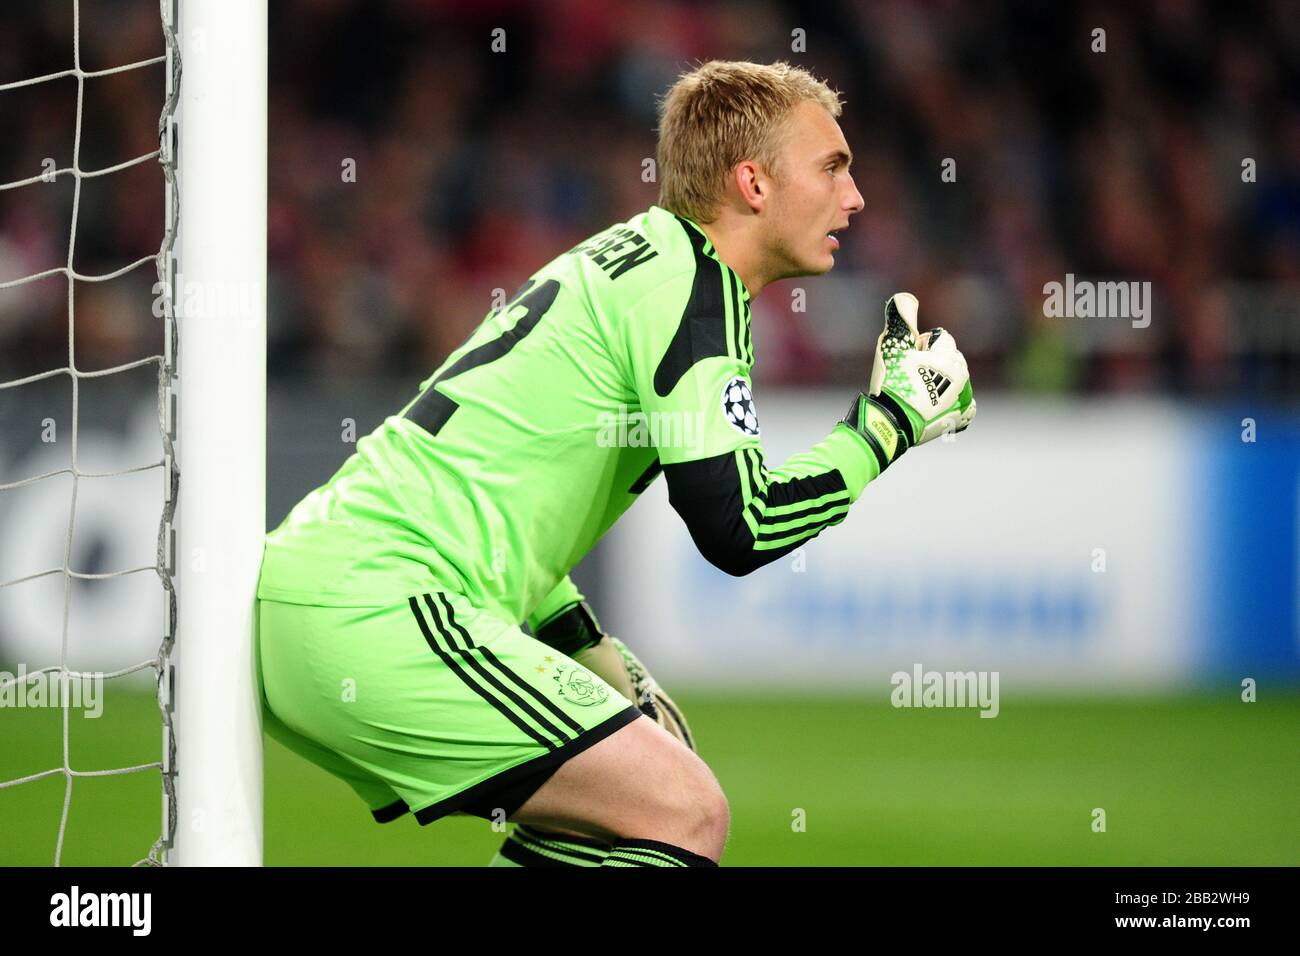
xmin=844 ymin=174 xmax=864 ymax=214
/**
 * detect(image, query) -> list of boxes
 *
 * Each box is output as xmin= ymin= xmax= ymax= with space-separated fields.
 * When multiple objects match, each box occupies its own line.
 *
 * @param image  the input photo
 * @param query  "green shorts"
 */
xmin=256 ymin=590 xmax=641 ymax=825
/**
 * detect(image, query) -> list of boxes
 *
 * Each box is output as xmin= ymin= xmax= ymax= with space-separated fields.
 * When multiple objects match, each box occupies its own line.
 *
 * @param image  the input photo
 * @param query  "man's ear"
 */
xmin=735 ymin=159 xmax=767 ymax=213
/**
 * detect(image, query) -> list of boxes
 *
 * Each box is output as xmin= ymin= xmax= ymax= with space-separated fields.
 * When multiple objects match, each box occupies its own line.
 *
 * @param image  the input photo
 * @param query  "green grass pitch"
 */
xmin=2 ymin=688 xmax=1296 ymax=866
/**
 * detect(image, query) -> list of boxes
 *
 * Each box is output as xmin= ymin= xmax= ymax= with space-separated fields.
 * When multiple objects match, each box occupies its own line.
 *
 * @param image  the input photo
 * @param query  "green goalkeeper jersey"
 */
xmin=257 ymin=204 xmax=884 ymax=625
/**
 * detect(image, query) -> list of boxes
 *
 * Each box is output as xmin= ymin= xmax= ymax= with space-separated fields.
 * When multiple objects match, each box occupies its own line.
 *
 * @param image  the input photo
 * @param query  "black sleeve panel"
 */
xmin=662 ymin=448 xmax=852 ymax=577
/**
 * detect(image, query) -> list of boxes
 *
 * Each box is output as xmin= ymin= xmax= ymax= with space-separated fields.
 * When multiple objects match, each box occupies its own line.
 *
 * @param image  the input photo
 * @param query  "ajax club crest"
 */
xmin=554 ymin=665 xmax=609 ymax=707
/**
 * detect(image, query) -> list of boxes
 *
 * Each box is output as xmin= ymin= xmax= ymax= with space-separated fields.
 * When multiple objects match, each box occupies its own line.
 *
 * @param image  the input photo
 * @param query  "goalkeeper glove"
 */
xmin=842 ymin=292 xmax=976 ymax=472
xmin=533 ymin=603 xmax=695 ymax=751
xmin=598 ymin=635 xmax=694 ymax=750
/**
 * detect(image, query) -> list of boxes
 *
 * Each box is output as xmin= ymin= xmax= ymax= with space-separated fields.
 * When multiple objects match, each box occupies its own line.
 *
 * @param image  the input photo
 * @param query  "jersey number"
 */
xmin=404 ymin=278 xmax=561 ymax=436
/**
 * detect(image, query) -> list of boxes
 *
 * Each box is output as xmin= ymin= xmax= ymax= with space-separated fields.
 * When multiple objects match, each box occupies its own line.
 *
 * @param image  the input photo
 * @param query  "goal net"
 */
xmin=0 ymin=0 xmax=265 ymax=867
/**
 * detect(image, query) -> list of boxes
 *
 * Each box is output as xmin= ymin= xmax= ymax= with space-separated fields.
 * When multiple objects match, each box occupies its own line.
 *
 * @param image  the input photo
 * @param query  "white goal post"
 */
xmin=166 ymin=0 xmax=267 ymax=866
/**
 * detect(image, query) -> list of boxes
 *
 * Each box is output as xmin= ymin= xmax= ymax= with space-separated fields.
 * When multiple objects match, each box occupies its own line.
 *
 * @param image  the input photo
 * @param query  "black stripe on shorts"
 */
xmin=408 ymin=596 xmax=565 ymax=750
xmin=431 ymin=593 xmax=588 ymax=738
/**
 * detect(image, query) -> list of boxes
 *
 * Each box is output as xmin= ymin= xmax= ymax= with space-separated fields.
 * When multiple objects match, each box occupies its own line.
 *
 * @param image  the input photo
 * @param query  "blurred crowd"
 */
xmin=1 ymin=0 xmax=1297 ymax=397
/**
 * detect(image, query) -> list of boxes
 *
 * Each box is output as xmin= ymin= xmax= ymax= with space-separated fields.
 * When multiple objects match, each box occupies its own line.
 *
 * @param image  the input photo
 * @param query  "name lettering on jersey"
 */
xmin=569 ymin=227 xmax=658 ymax=280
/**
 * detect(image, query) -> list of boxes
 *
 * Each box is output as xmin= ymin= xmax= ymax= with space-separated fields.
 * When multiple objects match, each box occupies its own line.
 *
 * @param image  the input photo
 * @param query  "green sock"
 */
xmin=600 ymin=839 xmax=717 ymax=867
xmin=490 ymin=825 xmax=612 ymax=867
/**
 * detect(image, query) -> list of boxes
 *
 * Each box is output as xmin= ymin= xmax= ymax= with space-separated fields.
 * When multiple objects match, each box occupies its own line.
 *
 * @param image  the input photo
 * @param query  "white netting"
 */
xmin=0 ymin=0 xmax=179 ymax=866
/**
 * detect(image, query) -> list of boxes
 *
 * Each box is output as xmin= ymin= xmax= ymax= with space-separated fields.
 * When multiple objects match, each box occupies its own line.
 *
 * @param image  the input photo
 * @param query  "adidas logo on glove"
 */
xmin=916 ymin=365 xmax=951 ymax=407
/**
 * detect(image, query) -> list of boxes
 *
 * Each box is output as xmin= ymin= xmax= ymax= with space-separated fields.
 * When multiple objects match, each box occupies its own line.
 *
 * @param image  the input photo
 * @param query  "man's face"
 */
xmin=761 ymin=101 xmax=864 ymax=280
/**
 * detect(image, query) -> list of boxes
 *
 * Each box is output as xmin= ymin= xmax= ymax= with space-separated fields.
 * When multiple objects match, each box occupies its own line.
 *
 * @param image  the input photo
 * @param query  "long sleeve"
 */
xmin=623 ymin=259 xmax=886 ymax=577
xmin=664 ymin=422 xmax=881 ymax=576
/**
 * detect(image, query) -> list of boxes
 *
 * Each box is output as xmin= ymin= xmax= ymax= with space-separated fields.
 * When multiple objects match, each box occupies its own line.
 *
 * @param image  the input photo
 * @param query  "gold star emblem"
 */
xmin=535 ymin=665 xmax=546 ymax=673
xmin=543 ymin=655 xmax=555 ymax=664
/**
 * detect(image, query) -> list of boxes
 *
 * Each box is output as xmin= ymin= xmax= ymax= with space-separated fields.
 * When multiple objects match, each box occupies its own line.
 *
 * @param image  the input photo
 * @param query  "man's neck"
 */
xmin=695 ymin=215 xmax=764 ymax=300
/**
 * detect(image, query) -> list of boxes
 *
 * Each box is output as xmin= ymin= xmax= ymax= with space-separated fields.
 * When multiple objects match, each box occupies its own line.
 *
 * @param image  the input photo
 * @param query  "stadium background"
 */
xmin=1 ymin=1 xmax=1297 ymax=865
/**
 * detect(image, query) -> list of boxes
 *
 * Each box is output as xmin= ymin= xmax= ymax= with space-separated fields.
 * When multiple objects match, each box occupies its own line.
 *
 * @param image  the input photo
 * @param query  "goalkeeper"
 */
xmin=256 ymin=60 xmax=975 ymax=868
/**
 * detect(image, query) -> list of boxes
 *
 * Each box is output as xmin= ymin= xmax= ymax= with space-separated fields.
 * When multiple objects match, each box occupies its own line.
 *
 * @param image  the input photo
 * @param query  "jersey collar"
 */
xmin=653 ymin=205 xmax=753 ymax=306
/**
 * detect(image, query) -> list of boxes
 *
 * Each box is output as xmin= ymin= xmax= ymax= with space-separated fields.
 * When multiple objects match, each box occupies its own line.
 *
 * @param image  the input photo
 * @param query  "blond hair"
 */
xmin=655 ymin=60 xmax=844 ymax=224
